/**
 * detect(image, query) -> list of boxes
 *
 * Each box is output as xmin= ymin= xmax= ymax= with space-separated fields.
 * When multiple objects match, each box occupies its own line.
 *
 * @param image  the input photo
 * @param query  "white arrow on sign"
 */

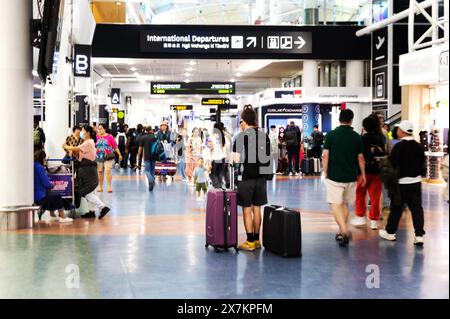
xmin=225 ymin=99 xmax=230 ymax=104
xmin=294 ymin=36 xmax=306 ymax=49
xmin=376 ymin=36 xmax=385 ymax=50
xmin=246 ymin=37 xmax=257 ymax=48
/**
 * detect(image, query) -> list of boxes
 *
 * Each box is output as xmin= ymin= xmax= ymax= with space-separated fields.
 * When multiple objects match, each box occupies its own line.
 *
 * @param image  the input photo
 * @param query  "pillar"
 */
xmin=269 ymin=78 xmax=282 ymax=88
xmin=43 ymin=0 xmax=73 ymax=159
xmin=346 ymin=60 xmax=365 ymax=87
xmin=304 ymin=0 xmax=319 ymax=25
xmin=401 ymin=85 xmax=430 ymax=134
xmin=0 ymin=0 xmax=34 ymax=208
xmin=302 ymin=61 xmax=319 ymax=87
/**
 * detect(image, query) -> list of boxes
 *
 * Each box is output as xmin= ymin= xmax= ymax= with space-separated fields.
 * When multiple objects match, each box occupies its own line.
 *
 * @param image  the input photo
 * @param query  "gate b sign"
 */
xmin=74 ymin=45 xmax=91 ymax=77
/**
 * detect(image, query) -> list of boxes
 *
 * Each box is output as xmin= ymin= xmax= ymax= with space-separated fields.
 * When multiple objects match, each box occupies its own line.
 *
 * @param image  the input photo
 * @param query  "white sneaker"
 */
xmin=59 ymin=217 xmax=73 ymax=223
xmin=289 ymin=172 xmax=294 ymax=176
xmin=196 ymin=197 xmax=202 ymax=202
xmin=379 ymin=229 xmax=396 ymax=241
xmin=370 ymin=220 xmax=378 ymax=230
xmin=351 ymin=216 xmax=367 ymax=227
xmin=294 ymin=172 xmax=299 ymax=176
xmin=48 ymin=216 xmax=60 ymax=222
xmin=414 ymin=236 xmax=424 ymax=246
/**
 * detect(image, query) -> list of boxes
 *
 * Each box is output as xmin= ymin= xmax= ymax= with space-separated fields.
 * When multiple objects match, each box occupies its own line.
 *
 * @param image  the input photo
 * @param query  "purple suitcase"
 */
xmin=205 ymin=189 xmax=239 ymax=252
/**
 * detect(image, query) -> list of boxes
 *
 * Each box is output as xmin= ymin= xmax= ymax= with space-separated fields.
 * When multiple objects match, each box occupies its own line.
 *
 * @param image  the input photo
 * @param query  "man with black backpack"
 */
xmin=138 ymin=126 xmax=158 ymax=192
xmin=116 ymin=126 xmax=127 ymax=168
xmin=310 ymin=125 xmax=324 ymax=159
xmin=285 ymin=121 xmax=301 ymax=176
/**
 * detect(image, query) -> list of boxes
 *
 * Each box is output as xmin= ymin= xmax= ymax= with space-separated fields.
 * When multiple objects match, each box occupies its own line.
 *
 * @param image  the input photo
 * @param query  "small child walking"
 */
xmin=193 ymin=158 xmax=208 ymax=201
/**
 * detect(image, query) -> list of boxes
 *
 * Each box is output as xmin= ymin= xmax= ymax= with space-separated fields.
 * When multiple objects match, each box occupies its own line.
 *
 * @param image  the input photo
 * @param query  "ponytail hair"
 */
xmin=83 ymin=125 xmax=97 ymax=143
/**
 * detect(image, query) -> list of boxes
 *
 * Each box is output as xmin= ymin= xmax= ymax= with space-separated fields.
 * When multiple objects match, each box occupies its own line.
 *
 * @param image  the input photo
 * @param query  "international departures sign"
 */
xmin=141 ymin=31 xmax=312 ymax=54
xmin=151 ymin=82 xmax=235 ymax=95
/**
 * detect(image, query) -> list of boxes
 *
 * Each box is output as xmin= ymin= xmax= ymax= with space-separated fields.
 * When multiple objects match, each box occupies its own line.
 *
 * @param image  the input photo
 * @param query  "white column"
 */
xmin=346 ymin=60 xmax=365 ymax=87
xmin=269 ymin=78 xmax=282 ymax=88
xmin=445 ymin=0 xmax=449 ymax=39
xmin=0 ymin=0 xmax=33 ymax=207
xmin=302 ymin=60 xmax=319 ymax=87
xmin=43 ymin=0 xmax=73 ymax=159
xmin=44 ymin=86 xmax=70 ymax=158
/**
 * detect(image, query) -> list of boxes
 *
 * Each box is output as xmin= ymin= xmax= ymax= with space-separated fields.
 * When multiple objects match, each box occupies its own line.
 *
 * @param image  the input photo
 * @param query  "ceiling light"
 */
xmin=186 ymin=67 xmax=195 ymax=72
xmin=230 ymin=79 xmax=236 ymax=82
xmin=116 ymin=1 xmax=122 ymax=5
xmin=133 ymin=72 xmax=139 ymax=76
xmin=185 ymin=79 xmax=191 ymax=83
xmin=188 ymin=61 xmax=197 ymax=66
xmin=184 ymin=73 xmax=191 ymax=77
xmin=235 ymin=73 xmax=242 ymax=77
xmin=130 ymin=67 xmax=137 ymax=72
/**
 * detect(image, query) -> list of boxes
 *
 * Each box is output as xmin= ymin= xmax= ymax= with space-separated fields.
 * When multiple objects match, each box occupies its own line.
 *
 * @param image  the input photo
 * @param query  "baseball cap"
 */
xmin=398 ymin=120 xmax=414 ymax=134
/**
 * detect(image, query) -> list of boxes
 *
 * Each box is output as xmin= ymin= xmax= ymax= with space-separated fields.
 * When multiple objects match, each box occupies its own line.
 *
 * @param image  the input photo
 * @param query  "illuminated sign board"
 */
xmin=151 ymin=82 xmax=235 ymax=95
xmin=201 ymin=98 xmax=230 ymax=106
xmin=170 ymin=105 xmax=193 ymax=111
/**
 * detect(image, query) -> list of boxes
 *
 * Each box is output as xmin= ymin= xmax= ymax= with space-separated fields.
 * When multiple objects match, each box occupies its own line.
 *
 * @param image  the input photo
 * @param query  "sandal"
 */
xmin=335 ymin=233 xmax=344 ymax=241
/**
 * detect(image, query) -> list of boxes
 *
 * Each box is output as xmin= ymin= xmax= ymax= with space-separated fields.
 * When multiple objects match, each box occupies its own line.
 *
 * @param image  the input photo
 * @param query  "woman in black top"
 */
xmin=353 ymin=116 xmax=386 ymax=230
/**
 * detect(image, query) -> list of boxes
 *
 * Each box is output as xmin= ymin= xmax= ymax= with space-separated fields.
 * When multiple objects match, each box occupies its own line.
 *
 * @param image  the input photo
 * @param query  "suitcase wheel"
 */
xmin=214 ymin=247 xmax=221 ymax=253
xmin=234 ymin=245 xmax=239 ymax=252
xmin=205 ymin=243 xmax=209 ymax=248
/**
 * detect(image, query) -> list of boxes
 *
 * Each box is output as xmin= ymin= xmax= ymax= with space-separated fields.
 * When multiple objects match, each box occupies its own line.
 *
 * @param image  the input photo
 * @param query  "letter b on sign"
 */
xmin=74 ymin=44 xmax=91 ymax=77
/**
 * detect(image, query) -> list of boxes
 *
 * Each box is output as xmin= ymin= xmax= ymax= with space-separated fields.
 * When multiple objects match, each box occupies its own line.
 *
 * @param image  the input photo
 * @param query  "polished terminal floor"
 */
xmin=0 ymin=171 xmax=448 ymax=299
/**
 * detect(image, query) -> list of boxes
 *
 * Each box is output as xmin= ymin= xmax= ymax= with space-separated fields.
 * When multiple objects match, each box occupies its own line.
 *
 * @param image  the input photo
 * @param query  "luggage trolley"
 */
xmin=41 ymin=158 xmax=76 ymax=219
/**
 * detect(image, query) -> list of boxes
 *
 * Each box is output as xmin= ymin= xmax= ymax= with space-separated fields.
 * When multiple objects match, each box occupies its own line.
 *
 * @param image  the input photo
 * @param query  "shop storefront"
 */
xmin=400 ymin=43 xmax=449 ymax=183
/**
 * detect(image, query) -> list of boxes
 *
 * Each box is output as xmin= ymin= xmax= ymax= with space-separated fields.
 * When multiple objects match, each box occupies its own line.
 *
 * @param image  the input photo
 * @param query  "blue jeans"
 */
xmin=179 ymin=158 xmax=187 ymax=180
xmin=145 ymin=160 xmax=156 ymax=186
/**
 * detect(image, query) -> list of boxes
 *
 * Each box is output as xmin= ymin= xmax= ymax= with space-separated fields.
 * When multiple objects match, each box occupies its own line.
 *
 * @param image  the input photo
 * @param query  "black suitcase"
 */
xmin=263 ymin=205 xmax=302 ymax=257
xmin=301 ymin=158 xmax=314 ymax=175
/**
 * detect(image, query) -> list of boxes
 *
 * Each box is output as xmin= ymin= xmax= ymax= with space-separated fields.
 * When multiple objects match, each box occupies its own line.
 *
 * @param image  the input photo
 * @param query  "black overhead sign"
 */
xmin=202 ymin=98 xmax=230 ymax=106
xmin=141 ymin=30 xmax=312 ymax=54
xmin=151 ymin=82 xmax=235 ymax=95
xmin=218 ymin=104 xmax=238 ymax=110
xmin=170 ymin=105 xmax=193 ymax=111
xmin=372 ymin=27 xmax=388 ymax=69
xmin=93 ymin=24 xmax=371 ymax=60
xmin=111 ymin=88 xmax=121 ymax=105
xmin=73 ymin=44 xmax=91 ymax=77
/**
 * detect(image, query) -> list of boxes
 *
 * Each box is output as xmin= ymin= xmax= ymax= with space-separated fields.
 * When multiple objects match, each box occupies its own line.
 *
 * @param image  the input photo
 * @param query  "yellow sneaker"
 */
xmin=254 ymin=240 xmax=261 ymax=249
xmin=239 ymin=241 xmax=256 ymax=251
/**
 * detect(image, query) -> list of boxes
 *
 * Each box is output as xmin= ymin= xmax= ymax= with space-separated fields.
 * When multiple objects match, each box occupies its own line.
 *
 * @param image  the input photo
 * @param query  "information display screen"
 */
xmin=151 ymin=82 xmax=235 ymax=95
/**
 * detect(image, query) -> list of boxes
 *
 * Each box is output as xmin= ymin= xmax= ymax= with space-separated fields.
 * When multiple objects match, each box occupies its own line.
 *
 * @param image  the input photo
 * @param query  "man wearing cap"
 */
xmin=157 ymin=122 xmax=171 ymax=144
xmin=379 ymin=120 xmax=426 ymax=246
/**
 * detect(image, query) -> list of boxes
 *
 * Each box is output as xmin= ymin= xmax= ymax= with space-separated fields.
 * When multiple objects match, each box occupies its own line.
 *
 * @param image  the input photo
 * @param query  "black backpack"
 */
xmin=285 ymin=129 xmax=299 ymax=147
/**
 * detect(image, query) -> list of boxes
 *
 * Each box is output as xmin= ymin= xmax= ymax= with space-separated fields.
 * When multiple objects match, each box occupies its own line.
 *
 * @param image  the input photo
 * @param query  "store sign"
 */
xmin=400 ymin=44 xmax=449 ymax=85
xmin=210 ymin=108 xmax=216 ymax=114
xmin=111 ymin=88 xmax=121 ymax=105
xmin=73 ymin=44 xmax=91 ymax=77
xmin=141 ymin=30 xmax=312 ymax=54
xmin=170 ymin=105 xmax=193 ymax=111
xmin=151 ymin=82 xmax=235 ymax=95
xmin=275 ymin=90 xmax=302 ymax=99
xmin=202 ymin=98 xmax=230 ymax=106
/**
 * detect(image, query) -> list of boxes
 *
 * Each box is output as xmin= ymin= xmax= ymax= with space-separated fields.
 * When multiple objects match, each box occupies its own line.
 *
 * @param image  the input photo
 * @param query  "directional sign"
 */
xmin=246 ymin=37 xmax=257 ymax=48
xmin=218 ymin=104 xmax=238 ymax=110
xmin=151 ymin=82 xmax=235 ymax=95
xmin=140 ymin=30 xmax=312 ymax=54
xmin=170 ymin=105 xmax=193 ymax=111
xmin=201 ymin=98 xmax=230 ymax=106
xmin=294 ymin=36 xmax=306 ymax=49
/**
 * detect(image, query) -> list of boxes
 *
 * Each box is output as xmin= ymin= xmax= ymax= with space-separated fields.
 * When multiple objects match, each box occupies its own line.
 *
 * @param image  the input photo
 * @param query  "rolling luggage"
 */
xmin=313 ymin=158 xmax=322 ymax=175
xmin=205 ymin=166 xmax=238 ymax=252
xmin=301 ymin=158 xmax=314 ymax=175
xmin=263 ymin=205 xmax=302 ymax=257
xmin=155 ymin=161 xmax=177 ymax=176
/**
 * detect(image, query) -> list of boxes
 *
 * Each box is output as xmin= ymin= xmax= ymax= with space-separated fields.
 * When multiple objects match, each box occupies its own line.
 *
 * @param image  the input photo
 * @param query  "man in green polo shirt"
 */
xmin=322 ymin=109 xmax=366 ymax=247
